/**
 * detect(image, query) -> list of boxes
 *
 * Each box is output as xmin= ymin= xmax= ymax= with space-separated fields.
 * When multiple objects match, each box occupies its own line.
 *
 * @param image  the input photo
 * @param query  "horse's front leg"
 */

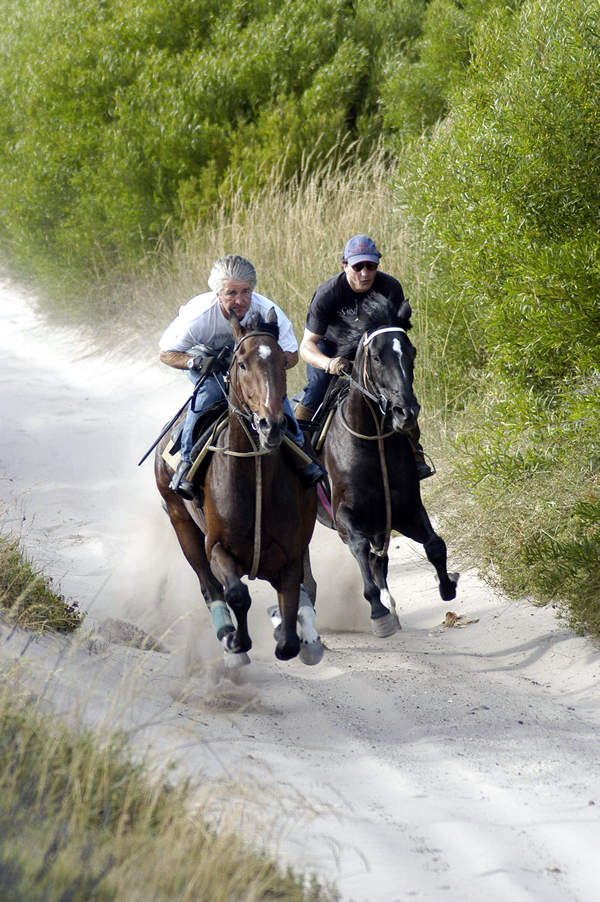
xmin=369 ymin=541 xmax=401 ymax=630
xmin=274 ymin=566 xmax=302 ymax=661
xmin=209 ymin=542 xmax=252 ymax=658
xmin=337 ymin=514 xmax=400 ymax=638
xmin=161 ymin=494 xmax=228 ymax=615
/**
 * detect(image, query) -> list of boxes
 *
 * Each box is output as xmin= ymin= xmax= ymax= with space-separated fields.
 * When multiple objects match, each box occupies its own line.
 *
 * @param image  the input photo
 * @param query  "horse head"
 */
xmin=346 ymin=295 xmax=420 ymax=434
xmin=228 ymin=307 xmax=286 ymax=450
xmin=361 ymin=325 xmax=420 ymax=432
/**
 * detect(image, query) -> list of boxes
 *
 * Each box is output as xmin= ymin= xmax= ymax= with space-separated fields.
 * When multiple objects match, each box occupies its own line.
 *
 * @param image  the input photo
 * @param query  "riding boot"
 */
xmin=168 ymin=459 xmax=196 ymax=500
xmin=294 ymin=402 xmax=315 ymax=426
xmin=297 ymin=459 xmax=328 ymax=488
xmin=281 ymin=434 xmax=328 ymax=488
xmin=405 ymin=425 xmax=435 ymax=480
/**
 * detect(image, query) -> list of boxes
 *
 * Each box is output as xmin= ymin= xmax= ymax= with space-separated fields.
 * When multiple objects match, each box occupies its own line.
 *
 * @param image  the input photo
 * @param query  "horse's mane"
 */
xmin=244 ymin=310 xmax=280 ymax=341
xmin=332 ymin=293 xmax=412 ymax=359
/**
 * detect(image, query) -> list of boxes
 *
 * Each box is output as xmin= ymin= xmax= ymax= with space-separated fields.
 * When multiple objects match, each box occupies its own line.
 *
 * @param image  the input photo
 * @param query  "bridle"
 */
xmin=338 ymin=325 xmax=411 ymax=558
xmin=222 ymin=329 xmax=283 ymax=426
xmin=342 ymin=326 xmax=410 ymax=429
xmin=208 ymin=328 xmax=285 ymax=580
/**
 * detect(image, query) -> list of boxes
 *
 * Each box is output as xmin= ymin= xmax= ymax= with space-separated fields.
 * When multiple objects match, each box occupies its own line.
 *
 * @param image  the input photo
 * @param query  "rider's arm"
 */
xmin=159 ymin=349 xmax=194 ymax=370
xmin=300 ymin=328 xmax=330 ymax=371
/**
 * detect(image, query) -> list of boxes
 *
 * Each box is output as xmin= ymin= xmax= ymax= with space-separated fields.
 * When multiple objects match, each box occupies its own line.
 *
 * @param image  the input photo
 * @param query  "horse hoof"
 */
xmin=223 ymin=650 xmax=251 ymax=669
xmin=371 ymin=612 xmax=399 ymax=638
xmin=299 ymin=640 xmax=324 ymax=666
xmin=440 ymin=575 xmax=458 ymax=601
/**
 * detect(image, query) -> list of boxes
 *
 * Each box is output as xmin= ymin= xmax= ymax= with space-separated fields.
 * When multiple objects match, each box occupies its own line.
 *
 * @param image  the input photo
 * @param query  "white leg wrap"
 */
xmin=297 ymin=591 xmax=319 ymax=645
xmin=380 ymin=588 xmax=397 ymax=615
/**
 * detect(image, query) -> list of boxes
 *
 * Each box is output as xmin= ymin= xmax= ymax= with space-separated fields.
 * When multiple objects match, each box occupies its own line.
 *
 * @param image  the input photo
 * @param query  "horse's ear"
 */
xmin=266 ymin=306 xmax=278 ymax=325
xmin=229 ymin=310 xmax=243 ymax=341
xmin=397 ymin=299 xmax=412 ymax=326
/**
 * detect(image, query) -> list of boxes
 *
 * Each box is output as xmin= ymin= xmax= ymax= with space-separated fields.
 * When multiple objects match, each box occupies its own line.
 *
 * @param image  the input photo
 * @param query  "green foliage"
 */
xmin=0 ymin=535 xmax=82 ymax=632
xmin=392 ymin=0 xmax=599 ymax=635
xmin=0 ymin=0 xmax=432 ymax=288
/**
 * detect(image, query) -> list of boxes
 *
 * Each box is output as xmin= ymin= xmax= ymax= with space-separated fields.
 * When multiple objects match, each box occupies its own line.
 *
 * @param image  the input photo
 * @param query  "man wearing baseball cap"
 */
xmin=296 ymin=234 xmax=433 ymax=479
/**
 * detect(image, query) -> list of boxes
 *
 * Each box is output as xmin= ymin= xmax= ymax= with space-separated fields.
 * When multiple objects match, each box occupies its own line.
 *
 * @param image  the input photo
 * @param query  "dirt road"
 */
xmin=1 ymin=280 xmax=599 ymax=902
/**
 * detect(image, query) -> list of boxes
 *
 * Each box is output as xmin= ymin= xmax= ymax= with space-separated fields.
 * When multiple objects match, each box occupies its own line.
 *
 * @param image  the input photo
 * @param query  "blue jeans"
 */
xmin=180 ymin=371 xmax=303 ymax=461
xmin=299 ymin=338 xmax=335 ymax=410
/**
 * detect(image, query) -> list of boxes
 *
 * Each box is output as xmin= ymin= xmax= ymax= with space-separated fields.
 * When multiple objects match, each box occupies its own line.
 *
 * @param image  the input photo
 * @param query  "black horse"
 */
xmin=317 ymin=295 xmax=458 ymax=636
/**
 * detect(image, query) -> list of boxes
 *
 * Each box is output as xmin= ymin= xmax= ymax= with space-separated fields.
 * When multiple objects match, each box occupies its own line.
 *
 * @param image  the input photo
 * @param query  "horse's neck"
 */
xmin=344 ymin=383 xmax=377 ymax=430
xmin=226 ymin=412 xmax=257 ymax=453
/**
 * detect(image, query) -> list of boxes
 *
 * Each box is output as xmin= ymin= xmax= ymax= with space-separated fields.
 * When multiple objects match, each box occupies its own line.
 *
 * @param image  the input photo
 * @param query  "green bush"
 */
xmin=392 ymin=0 xmax=600 ymax=634
xmin=0 ymin=0 xmax=433 ymax=288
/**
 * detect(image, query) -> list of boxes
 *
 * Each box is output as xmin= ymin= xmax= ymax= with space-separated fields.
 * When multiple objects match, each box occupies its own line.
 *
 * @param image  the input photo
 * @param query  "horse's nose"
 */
xmin=257 ymin=414 xmax=284 ymax=449
xmin=391 ymin=402 xmax=420 ymax=430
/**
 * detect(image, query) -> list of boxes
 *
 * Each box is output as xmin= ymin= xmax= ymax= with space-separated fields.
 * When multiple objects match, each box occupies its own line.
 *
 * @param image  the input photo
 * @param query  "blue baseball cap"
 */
xmin=343 ymin=234 xmax=381 ymax=266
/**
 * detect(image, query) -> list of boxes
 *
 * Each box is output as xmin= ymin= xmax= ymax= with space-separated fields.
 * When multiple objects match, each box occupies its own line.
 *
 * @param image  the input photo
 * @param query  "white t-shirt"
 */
xmin=158 ymin=290 xmax=298 ymax=354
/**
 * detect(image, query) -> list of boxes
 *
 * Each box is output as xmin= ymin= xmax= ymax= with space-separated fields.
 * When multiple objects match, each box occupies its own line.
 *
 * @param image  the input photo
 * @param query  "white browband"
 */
xmin=363 ymin=326 xmax=407 ymax=346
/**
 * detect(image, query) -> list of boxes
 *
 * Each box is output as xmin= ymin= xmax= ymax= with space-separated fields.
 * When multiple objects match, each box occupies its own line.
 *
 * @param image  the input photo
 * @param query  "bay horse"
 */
xmin=317 ymin=295 xmax=458 ymax=637
xmin=155 ymin=308 xmax=322 ymax=667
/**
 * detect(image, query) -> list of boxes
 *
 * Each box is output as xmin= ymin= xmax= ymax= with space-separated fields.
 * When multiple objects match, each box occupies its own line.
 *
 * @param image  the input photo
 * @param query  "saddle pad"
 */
xmin=161 ymin=415 xmax=228 ymax=475
xmin=188 ymin=417 xmax=228 ymax=480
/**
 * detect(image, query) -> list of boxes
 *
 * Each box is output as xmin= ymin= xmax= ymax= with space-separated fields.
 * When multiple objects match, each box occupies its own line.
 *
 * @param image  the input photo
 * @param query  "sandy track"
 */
xmin=1 ymin=280 xmax=599 ymax=902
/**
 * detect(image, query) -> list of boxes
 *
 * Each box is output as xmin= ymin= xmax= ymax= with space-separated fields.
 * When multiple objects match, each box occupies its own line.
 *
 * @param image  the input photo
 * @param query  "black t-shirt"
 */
xmin=305 ymin=271 xmax=405 ymax=355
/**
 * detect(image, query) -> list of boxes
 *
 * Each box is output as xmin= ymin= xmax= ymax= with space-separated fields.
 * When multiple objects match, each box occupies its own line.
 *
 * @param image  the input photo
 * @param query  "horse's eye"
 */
xmin=239 ymin=361 xmax=247 ymax=372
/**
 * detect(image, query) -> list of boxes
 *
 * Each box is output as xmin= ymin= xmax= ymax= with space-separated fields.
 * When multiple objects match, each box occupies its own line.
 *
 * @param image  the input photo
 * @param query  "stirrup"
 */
xmin=169 ymin=460 xmax=195 ymax=499
xmin=416 ymin=452 xmax=436 ymax=481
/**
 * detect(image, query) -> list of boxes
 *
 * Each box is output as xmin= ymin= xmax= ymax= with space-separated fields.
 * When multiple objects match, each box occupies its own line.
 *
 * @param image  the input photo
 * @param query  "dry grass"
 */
xmin=0 ymin=672 xmax=338 ymax=902
xmin=104 ymin=145 xmax=407 ymax=394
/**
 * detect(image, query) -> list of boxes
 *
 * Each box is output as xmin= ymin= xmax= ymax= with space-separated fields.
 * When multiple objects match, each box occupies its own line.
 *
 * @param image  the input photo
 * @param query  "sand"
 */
xmin=1 ymin=278 xmax=599 ymax=902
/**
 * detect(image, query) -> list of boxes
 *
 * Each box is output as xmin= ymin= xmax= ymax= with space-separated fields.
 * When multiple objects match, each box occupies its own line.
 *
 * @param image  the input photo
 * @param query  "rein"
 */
xmin=338 ymin=326 xmax=408 ymax=556
xmin=207 ymin=328 xmax=281 ymax=579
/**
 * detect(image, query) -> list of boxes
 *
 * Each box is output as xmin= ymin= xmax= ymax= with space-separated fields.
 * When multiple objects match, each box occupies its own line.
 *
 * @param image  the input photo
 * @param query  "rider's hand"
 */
xmin=327 ymin=357 xmax=352 ymax=376
xmin=188 ymin=354 xmax=216 ymax=374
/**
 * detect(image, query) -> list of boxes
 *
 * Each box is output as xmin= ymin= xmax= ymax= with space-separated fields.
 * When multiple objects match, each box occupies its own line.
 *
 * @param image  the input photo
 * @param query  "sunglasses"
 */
xmin=349 ymin=261 xmax=378 ymax=272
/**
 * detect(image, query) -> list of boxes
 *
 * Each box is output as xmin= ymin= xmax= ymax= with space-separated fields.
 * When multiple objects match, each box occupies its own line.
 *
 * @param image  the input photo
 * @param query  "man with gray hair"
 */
xmin=159 ymin=253 xmax=325 ymax=497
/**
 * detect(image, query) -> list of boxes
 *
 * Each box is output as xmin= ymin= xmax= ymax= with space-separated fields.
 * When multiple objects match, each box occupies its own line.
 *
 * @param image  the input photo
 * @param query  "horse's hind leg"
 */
xmin=401 ymin=507 xmax=458 ymax=601
xmin=424 ymin=534 xmax=458 ymax=601
xmin=301 ymin=545 xmax=317 ymax=606
xmin=209 ymin=543 xmax=252 ymax=654
xmin=267 ymin=551 xmax=323 ymax=665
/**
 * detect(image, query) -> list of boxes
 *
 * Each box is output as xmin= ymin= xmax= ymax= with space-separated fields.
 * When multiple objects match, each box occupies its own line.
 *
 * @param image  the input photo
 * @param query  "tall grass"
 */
xmin=0 ymin=678 xmax=336 ymax=901
xmin=0 ymin=534 xmax=82 ymax=632
xmin=94 ymin=144 xmax=409 ymax=397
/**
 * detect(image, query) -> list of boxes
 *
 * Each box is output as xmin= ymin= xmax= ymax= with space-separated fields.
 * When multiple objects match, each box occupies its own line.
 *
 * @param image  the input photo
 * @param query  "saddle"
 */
xmin=297 ymin=376 xmax=350 ymax=530
xmin=307 ymin=376 xmax=350 ymax=453
xmin=162 ymin=400 xmax=318 ymax=489
xmin=161 ymin=400 xmax=228 ymax=485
